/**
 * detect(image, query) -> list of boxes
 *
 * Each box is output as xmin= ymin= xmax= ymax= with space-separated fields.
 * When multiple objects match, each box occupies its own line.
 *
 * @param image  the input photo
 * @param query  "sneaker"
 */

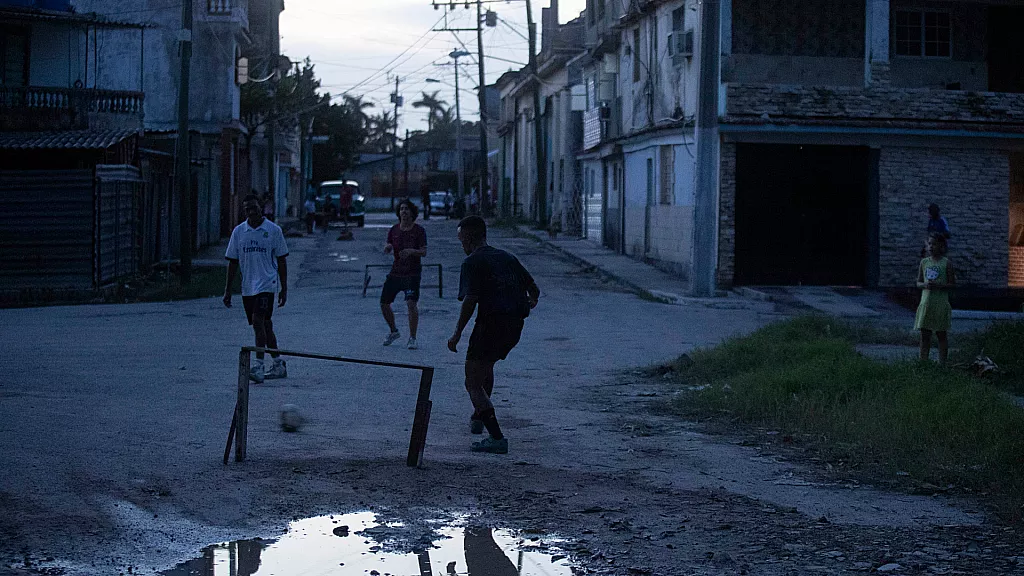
xmin=249 ymin=360 xmax=265 ymax=384
xmin=383 ymin=331 xmax=401 ymax=346
xmin=407 ymin=337 xmax=418 ymax=350
xmin=265 ymin=358 xmax=287 ymax=380
xmin=470 ymin=417 xmax=485 ymax=435
xmin=471 ymin=436 xmax=508 ymax=454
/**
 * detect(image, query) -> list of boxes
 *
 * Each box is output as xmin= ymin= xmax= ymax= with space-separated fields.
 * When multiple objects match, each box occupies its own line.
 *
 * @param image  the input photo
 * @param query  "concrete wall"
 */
xmin=879 ymin=146 xmax=1008 ymax=287
xmin=717 ymin=142 xmax=737 ymax=287
xmin=28 ymin=23 xmax=75 ymax=87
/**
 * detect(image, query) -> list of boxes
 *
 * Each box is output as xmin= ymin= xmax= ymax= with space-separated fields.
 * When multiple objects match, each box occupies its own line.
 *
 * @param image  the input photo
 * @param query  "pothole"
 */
xmin=162 ymin=511 xmax=574 ymax=575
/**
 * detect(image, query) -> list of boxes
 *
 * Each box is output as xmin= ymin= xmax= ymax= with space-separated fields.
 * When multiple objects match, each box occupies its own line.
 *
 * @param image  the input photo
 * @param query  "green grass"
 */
xmin=131 ymin=266 xmax=240 ymax=302
xmin=663 ymin=316 xmax=1024 ymax=519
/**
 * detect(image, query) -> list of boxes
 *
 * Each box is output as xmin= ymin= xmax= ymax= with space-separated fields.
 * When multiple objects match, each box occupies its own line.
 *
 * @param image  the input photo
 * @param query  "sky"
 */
xmin=280 ymin=0 xmax=586 ymax=133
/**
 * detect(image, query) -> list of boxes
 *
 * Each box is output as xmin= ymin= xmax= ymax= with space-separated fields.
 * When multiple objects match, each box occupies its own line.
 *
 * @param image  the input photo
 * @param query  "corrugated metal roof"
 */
xmin=0 ymin=130 xmax=137 ymax=150
xmin=0 ymin=6 xmax=150 ymax=28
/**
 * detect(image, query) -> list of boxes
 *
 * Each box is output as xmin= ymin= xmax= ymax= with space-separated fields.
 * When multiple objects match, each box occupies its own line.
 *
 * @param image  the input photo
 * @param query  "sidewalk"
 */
xmin=512 ymin=226 xmax=762 ymax=310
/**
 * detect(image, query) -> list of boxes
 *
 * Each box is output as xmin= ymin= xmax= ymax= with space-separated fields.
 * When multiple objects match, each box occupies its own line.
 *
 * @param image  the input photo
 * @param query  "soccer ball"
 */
xmin=280 ymin=404 xmax=302 ymax=432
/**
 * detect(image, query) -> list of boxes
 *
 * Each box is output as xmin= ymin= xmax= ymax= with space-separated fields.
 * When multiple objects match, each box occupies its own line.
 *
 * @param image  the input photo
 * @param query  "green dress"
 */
xmin=914 ymin=256 xmax=951 ymax=332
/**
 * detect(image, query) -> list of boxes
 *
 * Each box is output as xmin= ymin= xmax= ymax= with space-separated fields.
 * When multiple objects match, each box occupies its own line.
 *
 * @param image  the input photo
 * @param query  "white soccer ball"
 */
xmin=280 ymin=404 xmax=303 ymax=432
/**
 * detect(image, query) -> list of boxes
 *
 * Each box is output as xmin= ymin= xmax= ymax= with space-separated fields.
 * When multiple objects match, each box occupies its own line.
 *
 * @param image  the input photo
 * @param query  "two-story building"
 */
xmin=716 ymin=0 xmax=1024 ymax=290
xmin=0 ymin=0 xmax=147 ymax=292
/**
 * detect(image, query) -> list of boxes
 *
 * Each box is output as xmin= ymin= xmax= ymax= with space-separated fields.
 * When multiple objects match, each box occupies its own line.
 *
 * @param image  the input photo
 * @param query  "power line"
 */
xmin=341 ymin=11 xmax=448 ymax=95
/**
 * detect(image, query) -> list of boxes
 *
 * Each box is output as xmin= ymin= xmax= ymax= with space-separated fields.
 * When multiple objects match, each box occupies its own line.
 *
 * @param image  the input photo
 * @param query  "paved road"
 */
xmin=0 ymin=213 xmax=994 ymax=575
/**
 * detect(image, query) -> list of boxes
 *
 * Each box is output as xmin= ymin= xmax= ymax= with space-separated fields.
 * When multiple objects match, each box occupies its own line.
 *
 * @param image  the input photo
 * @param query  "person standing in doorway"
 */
xmin=915 ymin=234 xmax=956 ymax=364
xmin=381 ymin=199 xmax=427 ymax=349
xmin=448 ymin=216 xmax=540 ymax=454
xmin=224 ymin=194 xmax=289 ymax=383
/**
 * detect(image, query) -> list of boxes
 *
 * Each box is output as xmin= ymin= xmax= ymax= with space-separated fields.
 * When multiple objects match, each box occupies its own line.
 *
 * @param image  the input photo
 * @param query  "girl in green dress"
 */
xmin=915 ymin=234 xmax=956 ymax=364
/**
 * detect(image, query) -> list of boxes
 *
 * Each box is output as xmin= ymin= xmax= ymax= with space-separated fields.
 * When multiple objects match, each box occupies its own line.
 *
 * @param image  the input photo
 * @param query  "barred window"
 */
xmin=895 ymin=11 xmax=951 ymax=57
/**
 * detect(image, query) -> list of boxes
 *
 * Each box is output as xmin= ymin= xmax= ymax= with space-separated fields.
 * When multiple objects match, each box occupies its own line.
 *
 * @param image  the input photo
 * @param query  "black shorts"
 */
xmin=467 ymin=315 xmax=525 ymax=363
xmin=242 ymin=292 xmax=275 ymax=325
xmin=381 ymin=275 xmax=421 ymax=304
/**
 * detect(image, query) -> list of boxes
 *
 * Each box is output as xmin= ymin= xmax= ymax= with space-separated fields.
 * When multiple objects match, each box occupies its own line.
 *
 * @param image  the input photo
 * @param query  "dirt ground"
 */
xmin=1 ymin=215 xmax=1021 ymax=575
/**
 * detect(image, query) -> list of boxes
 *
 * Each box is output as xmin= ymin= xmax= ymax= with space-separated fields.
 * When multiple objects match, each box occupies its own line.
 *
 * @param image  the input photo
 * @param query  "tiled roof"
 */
xmin=0 ymin=130 xmax=137 ymax=150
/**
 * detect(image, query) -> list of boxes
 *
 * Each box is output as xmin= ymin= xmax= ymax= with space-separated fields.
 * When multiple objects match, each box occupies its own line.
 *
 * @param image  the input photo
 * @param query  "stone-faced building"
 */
xmin=717 ymin=0 xmax=1024 ymax=289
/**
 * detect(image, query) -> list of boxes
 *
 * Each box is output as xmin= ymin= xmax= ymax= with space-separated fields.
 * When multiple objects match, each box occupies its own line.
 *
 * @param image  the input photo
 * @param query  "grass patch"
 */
xmin=131 ymin=266 xmax=240 ymax=302
xmin=953 ymin=321 xmax=1024 ymax=395
xmin=663 ymin=316 xmax=1024 ymax=519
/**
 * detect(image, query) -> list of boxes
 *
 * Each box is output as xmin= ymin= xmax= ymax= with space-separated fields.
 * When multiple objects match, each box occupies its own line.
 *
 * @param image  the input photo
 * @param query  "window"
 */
xmin=672 ymin=6 xmax=685 ymax=32
xmin=895 ymin=11 xmax=950 ymax=57
xmin=0 ymin=27 xmax=29 ymax=87
xmin=633 ymin=28 xmax=642 ymax=82
xmin=659 ymin=145 xmax=674 ymax=205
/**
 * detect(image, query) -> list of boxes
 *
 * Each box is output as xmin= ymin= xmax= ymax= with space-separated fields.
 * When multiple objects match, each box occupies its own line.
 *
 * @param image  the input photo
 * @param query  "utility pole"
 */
xmin=390 ymin=75 xmax=401 ymax=209
xmin=403 ymin=128 xmax=410 ymax=201
xmin=692 ymin=0 xmax=720 ymax=297
xmin=526 ymin=0 xmax=546 ymax=226
xmin=175 ymin=0 xmax=193 ymax=285
xmin=475 ymin=0 xmax=490 ymax=217
xmin=451 ymin=51 xmax=469 ymax=205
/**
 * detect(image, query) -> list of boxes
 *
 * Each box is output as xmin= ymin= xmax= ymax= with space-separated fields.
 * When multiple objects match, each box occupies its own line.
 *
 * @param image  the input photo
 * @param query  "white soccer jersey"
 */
xmin=225 ymin=219 xmax=289 ymax=296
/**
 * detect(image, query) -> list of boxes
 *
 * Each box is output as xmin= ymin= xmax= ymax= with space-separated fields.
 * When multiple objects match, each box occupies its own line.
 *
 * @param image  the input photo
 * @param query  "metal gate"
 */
xmin=0 ymin=170 xmax=95 ymax=289
xmin=95 ymin=165 xmax=142 ymax=287
xmin=583 ymin=166 xmax=602 ymax=243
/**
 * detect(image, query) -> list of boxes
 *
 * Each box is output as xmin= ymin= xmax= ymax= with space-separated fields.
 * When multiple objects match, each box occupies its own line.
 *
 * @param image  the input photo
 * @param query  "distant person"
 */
xmin=224 ymin=194 xmax=289 ymax=383
xmin=421 ymin=184 xmax=431 ymax=220
xmin=448 ymin=216 xmax=540 ymax=454
xmin=262 ymin=195 xmax=275 ymax=221
xmin=303 ymin=197 xmax=316 ymax=234
xmin=469 ymin=187 xmax=479 ymax=215
xmin=381 ymin=199 xmax=428 ymax=349
xmin=339 ymin=183 xmax=354 ymax=225
xmin=922 ymin=203 xmax=951 ymax=257
xmin=915 ymin=234 xmax=956 ymax=364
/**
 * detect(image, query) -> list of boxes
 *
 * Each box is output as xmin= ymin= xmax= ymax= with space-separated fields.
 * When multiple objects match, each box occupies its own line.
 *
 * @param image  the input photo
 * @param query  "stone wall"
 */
xmin=717 ymin=143 xmax=737 ymax=287
xmin=726 ymin=84 xmax=1024 ymax=125
xmin=879 ymin=147 xmax=1009 ymax=287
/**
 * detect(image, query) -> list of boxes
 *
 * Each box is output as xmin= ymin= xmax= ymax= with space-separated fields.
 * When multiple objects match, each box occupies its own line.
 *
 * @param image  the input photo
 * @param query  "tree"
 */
xmin=311 ymin=97 xmax=367 ymax=183
xmin=412 ymin=90 xmax=448 ymax=131
xmin=366 ymin=111 xmax=397 ymax=154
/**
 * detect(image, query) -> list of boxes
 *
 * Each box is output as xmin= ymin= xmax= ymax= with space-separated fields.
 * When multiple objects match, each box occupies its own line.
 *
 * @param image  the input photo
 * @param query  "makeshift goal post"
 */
xmin=362 ymin=263 xmax=444 ymax=298
xmin=223 ymin=347 xmax=434 ymax=468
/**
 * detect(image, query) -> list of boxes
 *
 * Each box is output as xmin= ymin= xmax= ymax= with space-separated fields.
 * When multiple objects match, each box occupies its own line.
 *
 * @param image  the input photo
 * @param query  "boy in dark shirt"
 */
xmin=447 ymin=216 xmax=540 ymax=454
xmin=382 ymin=200 xmax=428 ymax=349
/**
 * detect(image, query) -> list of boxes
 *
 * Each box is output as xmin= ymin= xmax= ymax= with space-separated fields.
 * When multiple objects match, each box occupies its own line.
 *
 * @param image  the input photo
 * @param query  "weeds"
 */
xmin=662 ymin=316 xmax=1024 ymax=518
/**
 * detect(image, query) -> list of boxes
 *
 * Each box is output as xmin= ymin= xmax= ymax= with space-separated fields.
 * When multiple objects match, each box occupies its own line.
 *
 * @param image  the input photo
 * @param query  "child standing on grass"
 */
xmin=915 ymin=234 xmax=956 ymax=364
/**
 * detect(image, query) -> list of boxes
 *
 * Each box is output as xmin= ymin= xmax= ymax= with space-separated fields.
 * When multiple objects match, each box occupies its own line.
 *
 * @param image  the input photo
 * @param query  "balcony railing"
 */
xmin=0 ymin=85 xmax=143 ymax=115
xmin=208 ymin=0 xmax=231 ymax=14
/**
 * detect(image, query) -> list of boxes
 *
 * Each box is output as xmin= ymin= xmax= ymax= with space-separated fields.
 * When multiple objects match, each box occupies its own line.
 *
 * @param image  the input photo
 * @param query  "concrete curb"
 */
xmin=511 ymin=225 xmax=652 ymax=297
xmin=951 ymin=309 xmax=1024 ymax=320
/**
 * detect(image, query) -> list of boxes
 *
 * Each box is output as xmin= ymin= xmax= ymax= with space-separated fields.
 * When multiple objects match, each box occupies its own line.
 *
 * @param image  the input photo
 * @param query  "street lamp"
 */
xmin=449 ymin=50 xmax=471 ymax=207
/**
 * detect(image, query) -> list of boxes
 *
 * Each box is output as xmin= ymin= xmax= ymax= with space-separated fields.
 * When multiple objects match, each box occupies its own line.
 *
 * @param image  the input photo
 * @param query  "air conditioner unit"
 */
xmin=669 ymin=30 xmax=694 ymax=58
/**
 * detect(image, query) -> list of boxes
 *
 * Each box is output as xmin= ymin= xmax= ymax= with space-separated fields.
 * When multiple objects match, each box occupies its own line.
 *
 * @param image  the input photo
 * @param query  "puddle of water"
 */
xmin=162 ymin=512 xmax=572 ymax=576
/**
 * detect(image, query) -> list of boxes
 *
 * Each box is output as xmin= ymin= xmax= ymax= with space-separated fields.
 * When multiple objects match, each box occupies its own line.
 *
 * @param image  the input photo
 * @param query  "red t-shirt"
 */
xmin=387 ymin=223 xmax=427 ymax=277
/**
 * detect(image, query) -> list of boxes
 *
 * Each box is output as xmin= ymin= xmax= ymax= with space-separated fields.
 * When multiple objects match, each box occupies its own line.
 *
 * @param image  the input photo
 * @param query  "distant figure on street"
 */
xmin=469 ymin=187 xmax=479 ymax=214
xmin=421 ymin=184 xmax=431 ymax=220
xmin=922 ymin=203 xmax=952 ymax=257
xmin=303 ymin=197 xmax=316 ymax=234
xmin=381 ymin=199 xmax=428 ymax=349
xmin=224 ymin=194 xmax=289 ymax=383
xmin=448 ymin=216 xmax=540 ymax=454
xmin=915 ymin=234 xmax=956 ymax=364
xmin=262 ymin=194 xmax=275 ymax=221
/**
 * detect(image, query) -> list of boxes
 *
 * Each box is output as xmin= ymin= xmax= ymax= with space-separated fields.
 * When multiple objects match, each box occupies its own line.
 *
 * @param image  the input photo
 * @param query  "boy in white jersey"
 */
xmin=224 ymin=194 xmax=289 ymax=383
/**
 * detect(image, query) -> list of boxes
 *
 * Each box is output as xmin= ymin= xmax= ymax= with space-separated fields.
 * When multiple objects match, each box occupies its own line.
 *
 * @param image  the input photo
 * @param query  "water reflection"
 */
xmin=162 ymin=512 xmax=572 ymax=576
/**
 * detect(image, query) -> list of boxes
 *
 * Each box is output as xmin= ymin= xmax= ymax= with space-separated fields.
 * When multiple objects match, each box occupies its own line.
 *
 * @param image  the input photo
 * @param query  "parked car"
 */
xmin=428 ymin=191 xmax=454 ymax=218
xmin=316 ymin=180 xmax=365 ymax=227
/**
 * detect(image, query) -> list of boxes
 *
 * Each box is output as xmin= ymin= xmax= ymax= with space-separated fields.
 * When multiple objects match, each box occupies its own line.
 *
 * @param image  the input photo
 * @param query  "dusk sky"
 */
xmin=280 ymin=0 xmax=586 ymax=132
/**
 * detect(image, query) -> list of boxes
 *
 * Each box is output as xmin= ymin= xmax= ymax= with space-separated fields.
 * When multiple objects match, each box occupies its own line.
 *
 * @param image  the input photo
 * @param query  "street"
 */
xmin=0 ymin=213 xmax=1011 ymax=575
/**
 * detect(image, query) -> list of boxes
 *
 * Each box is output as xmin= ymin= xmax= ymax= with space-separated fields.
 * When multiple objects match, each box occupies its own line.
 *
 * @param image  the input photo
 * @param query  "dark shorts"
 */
xmin=381 ymin=274 xmax=421 ymax=304
xmin=242 ymin=292 xmax=275 ymax=325
xmin=467 ymin=315 xmax=525 ymax=363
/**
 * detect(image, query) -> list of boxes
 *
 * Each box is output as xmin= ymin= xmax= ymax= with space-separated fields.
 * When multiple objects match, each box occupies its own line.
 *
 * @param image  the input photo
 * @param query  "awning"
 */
xmin=0 ymin=129 xmax=138 ymax=150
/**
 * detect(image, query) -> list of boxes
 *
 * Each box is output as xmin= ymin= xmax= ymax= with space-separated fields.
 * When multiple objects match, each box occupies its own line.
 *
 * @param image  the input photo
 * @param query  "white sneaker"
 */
xmin=265 ymin=358 xmax=287 ymax=379
xmin=383 ymin=331 xmax=401 ymax=346
xmin=249 ymin=360 xmax=265 ymax=384
xmin=407 ymin=337 xmax=418 ymax=350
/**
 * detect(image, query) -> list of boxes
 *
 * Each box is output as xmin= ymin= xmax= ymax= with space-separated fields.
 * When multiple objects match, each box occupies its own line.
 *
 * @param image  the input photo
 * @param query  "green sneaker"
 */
xmin=471 ymin=436 xmax=508 ymax=454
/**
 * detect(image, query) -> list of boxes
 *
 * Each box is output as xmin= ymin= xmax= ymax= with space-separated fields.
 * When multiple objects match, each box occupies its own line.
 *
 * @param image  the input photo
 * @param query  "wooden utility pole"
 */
xmin=476 ymin=0 xmax=490 ymax=216
xmin=526 ymin=0 xmax=546 ymax=226
xmin=175 ymin=0 xmax=193 ymax=285
xmin=391 ymin=76 xmax=401 ymax=209
xmin=403 ymin=128 xmax=410 ymax=200
xmin=692 ymin=0 xmax=720 ymax=296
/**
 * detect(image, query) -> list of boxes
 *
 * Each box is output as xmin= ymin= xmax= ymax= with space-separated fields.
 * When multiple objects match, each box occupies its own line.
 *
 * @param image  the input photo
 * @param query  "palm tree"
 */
xmin=366 ymin=111 xmax=397 ymax=153
xmin=412 ymin=90 xmax=448 ymax=131
xmin=342 ymin=95 xmax=375 ymax=132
